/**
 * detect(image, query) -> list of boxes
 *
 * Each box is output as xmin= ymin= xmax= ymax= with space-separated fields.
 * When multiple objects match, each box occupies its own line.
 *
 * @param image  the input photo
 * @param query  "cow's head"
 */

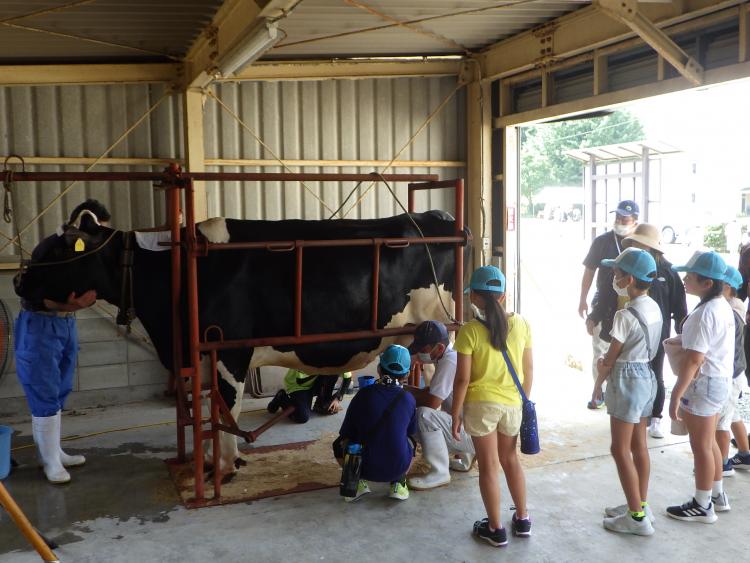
xmin=15 ymin=221 xmax=125 ymax=309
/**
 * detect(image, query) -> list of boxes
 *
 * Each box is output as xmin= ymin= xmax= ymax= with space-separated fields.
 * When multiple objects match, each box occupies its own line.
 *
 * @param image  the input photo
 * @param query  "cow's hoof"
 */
xmin=221 ymin=472 xmax=236 ymax=485
xmin=234 ymin=457 xmax=247 ymax=468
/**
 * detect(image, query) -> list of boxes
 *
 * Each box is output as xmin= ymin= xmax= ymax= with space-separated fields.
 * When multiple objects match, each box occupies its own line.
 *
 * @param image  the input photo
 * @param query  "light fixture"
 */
xmin=216 ymin=18 xmax=281 ymax=78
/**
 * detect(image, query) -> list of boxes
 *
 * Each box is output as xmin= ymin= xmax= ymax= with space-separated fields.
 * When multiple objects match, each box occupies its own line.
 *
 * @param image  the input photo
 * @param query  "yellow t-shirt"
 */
xmin=453 ymin=315 xmax=532 ymax=406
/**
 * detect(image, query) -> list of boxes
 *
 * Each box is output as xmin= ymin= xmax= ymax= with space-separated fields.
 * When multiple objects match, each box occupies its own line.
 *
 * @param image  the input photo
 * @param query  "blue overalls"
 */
xmin=15 ymin=309 xmax=79 ymax=417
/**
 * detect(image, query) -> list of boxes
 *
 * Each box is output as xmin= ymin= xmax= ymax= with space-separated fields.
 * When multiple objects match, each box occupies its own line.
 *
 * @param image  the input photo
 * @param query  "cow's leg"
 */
xmin=200 ymin=355 xmax=246 ymax=475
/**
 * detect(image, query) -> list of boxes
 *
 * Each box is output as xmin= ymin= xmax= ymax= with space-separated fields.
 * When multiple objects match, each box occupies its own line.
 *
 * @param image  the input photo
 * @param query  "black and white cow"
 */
xmin=15 ymin=211 xmax=468 ymax=473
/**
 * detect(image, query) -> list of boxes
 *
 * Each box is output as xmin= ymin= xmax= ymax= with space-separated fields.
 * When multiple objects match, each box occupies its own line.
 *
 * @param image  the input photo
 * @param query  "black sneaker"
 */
xmin=473 ymin=518 xmax=508 ymax=547
xmin=511 ymin=513 xmax=532 ymax=537
xmin=666 ymin=498 xmax=717 ymax=524
xmin=267 ymin=390 xmax=288 ymax=414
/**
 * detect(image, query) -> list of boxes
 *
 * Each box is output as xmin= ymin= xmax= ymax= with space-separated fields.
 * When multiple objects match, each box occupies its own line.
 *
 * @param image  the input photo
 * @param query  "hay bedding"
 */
xmin=168 ymin=432 xmax=432 ymax=507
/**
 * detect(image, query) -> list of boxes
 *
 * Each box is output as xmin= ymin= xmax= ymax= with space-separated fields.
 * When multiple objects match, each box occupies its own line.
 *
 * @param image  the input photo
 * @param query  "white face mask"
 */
xmin=613 ymin=223 xmax=635 ymax=237
xmin=612 ymin=277 xmax=630 ymax=297
xmin=417 ymin=352 xmax=433 ymax=364
xmin=470 ymin=303 xmax=485 ymax=320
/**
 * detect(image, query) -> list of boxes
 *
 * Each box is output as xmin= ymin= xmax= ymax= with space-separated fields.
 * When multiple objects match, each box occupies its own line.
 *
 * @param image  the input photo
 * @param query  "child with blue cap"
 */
xmin=451 ymin=265 xmax=533 ymax=547
xmin=666 ymin=251 xmax=734 ymax=523
xmin=333 ymin=344 xmax=417 ymax=502
xmin=716 ymin=266 xmax=750 ymax=472
xmin=594 ymin=247 xmax=662 ymax=536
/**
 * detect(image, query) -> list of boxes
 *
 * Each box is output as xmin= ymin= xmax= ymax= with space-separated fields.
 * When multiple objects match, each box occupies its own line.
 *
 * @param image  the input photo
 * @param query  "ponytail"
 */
xmin=475 ymin=289 xmax=508 ymax=351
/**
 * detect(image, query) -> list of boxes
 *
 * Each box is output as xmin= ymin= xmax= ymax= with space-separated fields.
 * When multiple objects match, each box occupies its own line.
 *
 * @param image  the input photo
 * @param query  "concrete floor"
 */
xmin=2 ymin=359 xmax=748 ymax=563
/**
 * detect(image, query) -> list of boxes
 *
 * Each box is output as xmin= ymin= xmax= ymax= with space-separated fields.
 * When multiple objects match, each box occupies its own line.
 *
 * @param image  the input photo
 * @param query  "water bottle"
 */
xmin=339 ymin=442 xmax=363 ymax=497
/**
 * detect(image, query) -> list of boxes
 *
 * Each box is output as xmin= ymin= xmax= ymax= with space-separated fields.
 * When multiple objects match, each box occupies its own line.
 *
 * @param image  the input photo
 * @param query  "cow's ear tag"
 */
xmin=74 ymin=238 xmax=85 ymax=252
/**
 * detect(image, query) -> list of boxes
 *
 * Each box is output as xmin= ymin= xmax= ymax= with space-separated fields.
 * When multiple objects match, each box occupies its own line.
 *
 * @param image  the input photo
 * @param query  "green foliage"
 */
xmin=704 ymin=223 xmax=727 ymax=253
xmin=520 ymin=111 xmax=645 ymax=214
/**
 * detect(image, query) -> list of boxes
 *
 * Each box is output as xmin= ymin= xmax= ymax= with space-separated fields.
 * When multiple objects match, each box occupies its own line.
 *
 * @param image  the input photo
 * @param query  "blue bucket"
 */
xmin=357 ymin=375 xmax=376 ymax=389
xmin=0 ymin=425 xmax=12 ymax=480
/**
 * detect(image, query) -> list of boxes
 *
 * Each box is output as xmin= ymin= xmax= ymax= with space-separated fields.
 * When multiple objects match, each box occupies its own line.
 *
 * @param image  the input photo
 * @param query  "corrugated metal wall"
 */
xmin=0 ymin=83 xmax=182 ymax=256
xmin=0 ymin=75 xmax=466 ymax=410
xmin=204 ymin=77 xmax=466 ymax=221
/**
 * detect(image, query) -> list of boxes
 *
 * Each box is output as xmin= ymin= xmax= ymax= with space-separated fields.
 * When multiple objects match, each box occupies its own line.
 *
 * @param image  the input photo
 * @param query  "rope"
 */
xmin=0 ymin=21 xmax=181 ymax=61
xmin=376 ymin=173 xmax=458 ymax=324
xmin=278 ymin=0 xmax=540 ymax=49
xmin=340 ymin=79 xmax=465 ymax=219
xmin=93 ymin=301 xmax=153 ymax=346
xmin=0 ymin=0 xmax=99 ymax=24
xmin=2 ymin=156 xmax=29 ymax=260
xmin=205 ymin=90 xmax=337 ymax=216
xmin=343 ymin=0 xmax=469 ymax=53
xmin=0 ymin=90 xmax=173 ymax=255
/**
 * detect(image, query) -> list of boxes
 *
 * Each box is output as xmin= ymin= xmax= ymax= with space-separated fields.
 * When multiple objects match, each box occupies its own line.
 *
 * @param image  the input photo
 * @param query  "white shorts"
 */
xmin=717 ymin=378 xmax=746 ymax=431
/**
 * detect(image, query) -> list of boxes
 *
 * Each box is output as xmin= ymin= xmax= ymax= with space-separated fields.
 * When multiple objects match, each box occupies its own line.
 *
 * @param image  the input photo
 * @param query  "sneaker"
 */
xmin=389 ymin=480 xmax=409 ymax=501
xmin=604 ymin=503 xmax=655 ymax=524
xmin=473 ymin=519 xmax=508 ymax=547
xmin=343 ymin=480 xmax=371 ymax=503
xmin=511 ymin=513 xmax=531 ymax=537
xmin=648 ymin=418 xmax=664 ymax=439
xmin=603 ymin=512 xmax=655 ymax=536
xmin=449 ymin=453 xmax=475 ymax=472
xmin=729 ymin=452 xmax=750 ymax=470
xmin=267 ymin=390 xmax=287 ymax=414
xmin=712 ymin=491 xmax=731 ymax=512
xmin=666 ymin=498 xmax=718 ymax=524
xmin=723 ymin=459 xmax=735 ymax=477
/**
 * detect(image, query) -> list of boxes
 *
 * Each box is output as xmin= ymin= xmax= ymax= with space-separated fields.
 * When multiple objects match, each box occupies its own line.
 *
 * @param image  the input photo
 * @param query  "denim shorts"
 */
xmin=605 ymin=362 xmax=656 ymax=424
xmin=717 ymin=378 xmax=744 ymax=430
xmin=680 ymin=376 xmax=731 ymax=417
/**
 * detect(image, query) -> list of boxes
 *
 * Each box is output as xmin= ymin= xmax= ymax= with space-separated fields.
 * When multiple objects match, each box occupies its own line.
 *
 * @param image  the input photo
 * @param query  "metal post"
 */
xmin=371 ymin=242 xmax=381 ymax=331
xmin=294 ymin=244 xmax=303 ymax=338
xmin=455 ymin=179 xmax=465 ymax=322
xmin=184 ymin=178 xmax=204 ymax=502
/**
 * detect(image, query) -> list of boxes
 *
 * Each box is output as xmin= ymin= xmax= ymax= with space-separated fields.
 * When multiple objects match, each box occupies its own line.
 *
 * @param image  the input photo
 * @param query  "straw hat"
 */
xmin=623 ymin=223 xmax=663 ymax=253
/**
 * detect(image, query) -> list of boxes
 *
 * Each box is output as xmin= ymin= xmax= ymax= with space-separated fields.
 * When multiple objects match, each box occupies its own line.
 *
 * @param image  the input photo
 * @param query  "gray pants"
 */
xmin=416 ymin=406 xmax=475 ymax=455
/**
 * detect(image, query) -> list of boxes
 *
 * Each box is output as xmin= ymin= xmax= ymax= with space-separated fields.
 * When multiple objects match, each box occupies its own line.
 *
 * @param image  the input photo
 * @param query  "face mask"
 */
xmin=612 ymin=277 xmax=630 ymax=297
xmin=613 ymin=223 xmax=634 ymax=237
xmin=417 ymin=352 xmax=433 ymax=364
xmin=470 ymin=303 xmax=485 ymax=320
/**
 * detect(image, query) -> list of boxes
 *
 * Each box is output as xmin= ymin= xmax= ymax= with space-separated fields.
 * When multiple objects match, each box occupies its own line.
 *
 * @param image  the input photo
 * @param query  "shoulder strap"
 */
xmin=363 ymin=388 xmax=405 ymax=444
xmin=501 ymin=350 xmax=528 ymax=404
xmin=626 ymin=306 xmax=652 ymax=359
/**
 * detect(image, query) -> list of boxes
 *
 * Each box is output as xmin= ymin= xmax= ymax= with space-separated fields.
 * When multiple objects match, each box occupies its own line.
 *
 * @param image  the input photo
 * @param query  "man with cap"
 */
xmin=404 ymin=320 xmax=475 ymax=490
xmin=333 ymin=344 xmax=417 ymax=502
xmin=579 ymin=199 xmax=639 ymax=408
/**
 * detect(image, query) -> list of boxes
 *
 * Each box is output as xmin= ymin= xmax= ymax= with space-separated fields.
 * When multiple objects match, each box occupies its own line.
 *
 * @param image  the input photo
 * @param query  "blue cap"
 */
xmin=601 ymin=247 xmax=656 ymax=282
xmin=379 ymin=344 xmax=411 ymax=376
xmin=611 ymin=199 xmax=639 ymax=217
xmin=672 ymin=251 xmax=727 ymax=281
xmin=408 ymin=320 xmax=449 ymax=354
xmin=464 ymin=265 xmax=506 ymax=294
xmin=723 ymin=265 xmax=743 ymax=290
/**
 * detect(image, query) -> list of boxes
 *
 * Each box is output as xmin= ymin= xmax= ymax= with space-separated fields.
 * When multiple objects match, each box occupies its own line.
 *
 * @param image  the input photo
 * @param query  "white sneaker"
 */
xmin=603 ymin=512 xmax=655 ymax=536
xmin=648 ymin=418 xmax=664 ymax=439
xmin=604 ymin=503 xmax=655 ymax=524
xmin=712 ymin=491 xmax=731 ymax=512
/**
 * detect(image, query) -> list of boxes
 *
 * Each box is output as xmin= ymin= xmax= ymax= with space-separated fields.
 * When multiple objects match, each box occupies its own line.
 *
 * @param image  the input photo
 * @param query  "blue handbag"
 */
xmin=502 ymin=349 xmax=540 ymax=455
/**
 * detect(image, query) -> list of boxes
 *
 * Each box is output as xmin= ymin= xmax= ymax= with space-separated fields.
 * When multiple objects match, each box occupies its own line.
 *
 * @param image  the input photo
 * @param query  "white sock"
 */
xmin=695 ymin=489 xmax=712 ymax=508
xmin=712 ymin=480 xmax=723 ymax=496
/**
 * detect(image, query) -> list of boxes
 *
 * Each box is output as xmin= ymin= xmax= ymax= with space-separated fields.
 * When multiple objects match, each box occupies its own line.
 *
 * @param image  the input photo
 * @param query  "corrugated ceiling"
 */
xmin=0 ymin=0 xmax=591 ymax=64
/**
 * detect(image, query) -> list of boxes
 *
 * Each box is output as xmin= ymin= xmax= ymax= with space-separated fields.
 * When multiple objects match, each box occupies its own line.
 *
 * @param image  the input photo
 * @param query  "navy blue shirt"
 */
xmin=583 ymin=230 xmax=626 ymax=341
xmin=338 ymin=383 xmax=416 ymax=483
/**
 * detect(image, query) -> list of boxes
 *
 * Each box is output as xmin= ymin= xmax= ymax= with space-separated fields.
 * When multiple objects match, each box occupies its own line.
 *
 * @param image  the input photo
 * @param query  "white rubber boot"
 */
xmin=449 ymin=452 xmax=475 ymax=472
xmin=56 ymin=412 xmax=85 ymax=467
xmin=408 ymin=429 xmax=451 ymax=490
xmin=32 ymin=415 xmax=71 ymax=484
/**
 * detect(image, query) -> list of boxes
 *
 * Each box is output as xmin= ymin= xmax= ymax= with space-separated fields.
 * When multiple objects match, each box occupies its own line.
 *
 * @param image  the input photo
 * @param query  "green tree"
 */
xmin=521 ymin=111 xmax=644 ymax=215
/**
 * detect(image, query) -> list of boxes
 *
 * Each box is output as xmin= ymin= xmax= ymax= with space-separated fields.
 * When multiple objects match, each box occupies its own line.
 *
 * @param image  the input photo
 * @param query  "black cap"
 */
xmin=408 ymin=320 xmax=449 ymax=354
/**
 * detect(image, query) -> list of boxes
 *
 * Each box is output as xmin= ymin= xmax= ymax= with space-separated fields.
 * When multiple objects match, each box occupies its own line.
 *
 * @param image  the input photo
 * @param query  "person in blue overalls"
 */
xmin=15 ymin=199 xmax=110 ymax=483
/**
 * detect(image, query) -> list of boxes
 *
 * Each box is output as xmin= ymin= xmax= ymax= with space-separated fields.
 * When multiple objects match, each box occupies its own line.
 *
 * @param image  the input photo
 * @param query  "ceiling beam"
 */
xmin=228 ymin=58 xmax=463 ymax=81
xmin=0 ymin=63 xmax=180 ymax=86
xmin=183 ymin=0 xmax=264 ymax=89
xmin=479 ymin=0 xmax=744 ymax=81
